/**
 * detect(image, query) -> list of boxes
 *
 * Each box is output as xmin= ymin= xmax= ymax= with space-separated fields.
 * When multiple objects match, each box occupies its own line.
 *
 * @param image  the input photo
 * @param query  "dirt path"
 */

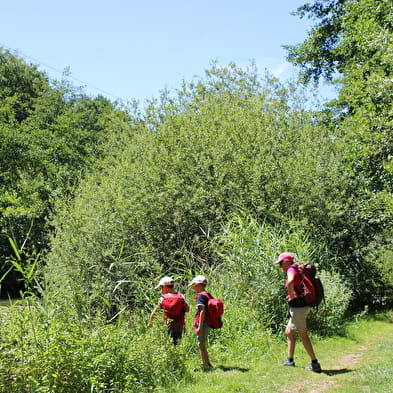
xmin=286 ymin=345 xmax=370 ymax=393
xmin=177 ymin=316 xmax=392 ymax=393
xmin=281 ymin=349 xmax=363 ymax=393
xmin=281 ymin=321 xmax=393 ymax=393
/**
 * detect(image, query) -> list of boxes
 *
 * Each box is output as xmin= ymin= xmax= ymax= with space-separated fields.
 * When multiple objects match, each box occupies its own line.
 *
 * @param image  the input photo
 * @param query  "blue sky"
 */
xmin=1 ymin=1 xmax=333 ymax=104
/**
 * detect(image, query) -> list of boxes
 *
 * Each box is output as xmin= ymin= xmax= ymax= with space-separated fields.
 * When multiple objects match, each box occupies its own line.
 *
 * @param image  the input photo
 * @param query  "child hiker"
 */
xmin=189 ymin=275 xmax=217 ymax=371
xmin=147 ymin=276 xmax=189 ymax=345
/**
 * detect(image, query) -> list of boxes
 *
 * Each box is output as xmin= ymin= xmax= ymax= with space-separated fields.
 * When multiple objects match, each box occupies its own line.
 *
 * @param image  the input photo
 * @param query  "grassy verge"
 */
xmin=321 ymin=313 xmax=393 ymax=393
xmin=167 ymin=311 xmax=393 ymax=393
xmin=1 ymin=302 xmax=391 ymax=392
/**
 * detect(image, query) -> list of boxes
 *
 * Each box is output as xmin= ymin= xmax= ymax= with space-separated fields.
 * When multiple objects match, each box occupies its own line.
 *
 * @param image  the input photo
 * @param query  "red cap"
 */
xmin=274 ymin=252 xmax=294 ymax=265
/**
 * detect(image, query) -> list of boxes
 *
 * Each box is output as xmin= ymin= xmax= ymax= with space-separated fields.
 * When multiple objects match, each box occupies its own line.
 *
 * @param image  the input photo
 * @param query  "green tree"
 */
xmin=285 ymin=0 xmax=393 ymax=307
xmin=0 ymin=48 xmax=132 ymax=296
xmin=284 ymin=0 xmax=346 ymax=82
xmin=285 ymin=0 xmax=393 ymax=193
xmin=46 ymin=64 xmax=352 ymax=316
xmin=0 ymin=48 xmax=50 ymax=123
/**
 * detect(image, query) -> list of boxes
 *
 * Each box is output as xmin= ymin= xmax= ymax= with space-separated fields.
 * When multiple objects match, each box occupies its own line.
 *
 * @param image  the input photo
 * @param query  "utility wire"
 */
xmin=0 ymin=42 xmax=120 ymax=100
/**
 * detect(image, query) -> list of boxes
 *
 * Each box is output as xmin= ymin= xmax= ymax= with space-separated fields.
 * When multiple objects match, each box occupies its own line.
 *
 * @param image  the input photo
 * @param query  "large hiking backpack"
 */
xmin=161 ymin=293 xmax=186 ymax=326
xmin=201 ymin=292 xmax=224 ymax=329
xmin=291 ymin=263 xmax=325 ymax=307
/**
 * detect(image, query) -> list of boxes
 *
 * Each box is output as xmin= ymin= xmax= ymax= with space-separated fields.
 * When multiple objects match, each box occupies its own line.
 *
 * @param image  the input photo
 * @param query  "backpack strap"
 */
xmin=199 ymin=291 xmax=212 ymax=300
xmin=286 ymin=264 xmax=308 ymax=307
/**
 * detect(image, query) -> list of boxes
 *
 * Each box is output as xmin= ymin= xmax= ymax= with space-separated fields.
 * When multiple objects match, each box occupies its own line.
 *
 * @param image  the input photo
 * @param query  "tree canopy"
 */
xmin=285 ymin=0 xmax=393 ymax=297
xmin=0 ymin=48 xmax=131 ymax=296
xmin=1 ymin=0 xmax=392 ymax=315
xmin=285 ymin=0 xmax=393 ymax=195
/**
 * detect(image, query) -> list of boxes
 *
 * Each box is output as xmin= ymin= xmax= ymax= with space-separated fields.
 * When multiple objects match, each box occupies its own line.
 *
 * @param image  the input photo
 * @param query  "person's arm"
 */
xmin=147 ymin=304 xmax=161 ymax=328
xmin=286 ymin=271 xmax=297 ymax=301
xmin=196 ymin=304 xmax=206 ymax=336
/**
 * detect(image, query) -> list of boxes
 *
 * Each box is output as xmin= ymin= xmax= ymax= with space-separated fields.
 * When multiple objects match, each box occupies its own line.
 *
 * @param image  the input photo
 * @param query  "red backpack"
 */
xmin=161 ymin=293 xmax=186 ymax=327
xmin=291 ymin=263 xmax=325 ymax=308
xmin=201 ymin=292 xmax=224 ymax=329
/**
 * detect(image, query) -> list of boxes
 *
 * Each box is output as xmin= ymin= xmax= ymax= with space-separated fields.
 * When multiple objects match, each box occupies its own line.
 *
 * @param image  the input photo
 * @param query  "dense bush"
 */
xmin=0 ymin=232 xmax=352 ymax=393
xmin=46 ymin=64 xmax=354 ymax=317
xmin=0 ymin=298 xmax=188 ymax=393
xmin=211 ymin=213 xmax=352 ymax=334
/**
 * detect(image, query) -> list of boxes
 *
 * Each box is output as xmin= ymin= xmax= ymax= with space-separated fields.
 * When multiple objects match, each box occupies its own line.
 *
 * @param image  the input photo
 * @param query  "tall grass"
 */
xmin=0 ymin=213 xmax=353 ymax=392
xmin=210 ymin=213 xmax=352 ymax=333
xmin=0 ymin=297 xmax=189 ymax=393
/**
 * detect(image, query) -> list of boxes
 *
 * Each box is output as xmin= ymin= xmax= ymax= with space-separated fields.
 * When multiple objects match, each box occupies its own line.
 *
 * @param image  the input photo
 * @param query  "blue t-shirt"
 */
xmin=195 ymin=292 xmax=213 ymax=319
xmin=196 ymin=292 xmax=209 ymax=309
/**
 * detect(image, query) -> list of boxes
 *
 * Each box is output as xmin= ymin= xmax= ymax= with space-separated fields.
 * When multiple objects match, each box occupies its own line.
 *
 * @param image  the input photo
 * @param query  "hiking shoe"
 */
xmin=194 ymin=364 xmax=213 ymax=372
xmin=280 ymin=359 xmax=295 ymax=367
xmin=305 ymin=362 xmax=322 ymax=373
xmin=201 ymin=364 xmax=213 ymax=372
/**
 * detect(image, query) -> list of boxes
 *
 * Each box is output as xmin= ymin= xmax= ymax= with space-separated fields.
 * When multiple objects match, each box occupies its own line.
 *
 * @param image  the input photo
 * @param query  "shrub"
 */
xmin=0 ymin=298 xmax=189 ymax=393
xmin=45 ymin=64 xmax=348 ymax=316
xmin=307 ymin=270 xmax=352 ymax=334
xmin=211 ymin=212 xmax=353 ymax=334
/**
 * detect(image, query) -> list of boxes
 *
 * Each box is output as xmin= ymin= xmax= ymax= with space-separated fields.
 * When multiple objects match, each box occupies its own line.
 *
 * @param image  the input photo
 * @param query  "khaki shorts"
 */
xmin=287 ymin=306 xmax=311 ymax=330
xmin=197 ymin=323 xmax=211 ymax=345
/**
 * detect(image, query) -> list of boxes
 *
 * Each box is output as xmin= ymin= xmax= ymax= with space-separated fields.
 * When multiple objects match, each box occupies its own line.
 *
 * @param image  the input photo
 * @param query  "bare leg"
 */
xmin=285 ymin=325 xmax=296 ymax=359
xmin=198 ymin=343 xmax=210 ymax=365
xmin=298 ymin=328 xmax=317 ymax=360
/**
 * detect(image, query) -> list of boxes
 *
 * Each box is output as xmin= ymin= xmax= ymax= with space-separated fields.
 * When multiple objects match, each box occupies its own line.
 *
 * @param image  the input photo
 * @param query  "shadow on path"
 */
xmin=215 ymin=365 xmax=249 ymax=372
xmin=322 ymin=368 xmax=353 ymax=376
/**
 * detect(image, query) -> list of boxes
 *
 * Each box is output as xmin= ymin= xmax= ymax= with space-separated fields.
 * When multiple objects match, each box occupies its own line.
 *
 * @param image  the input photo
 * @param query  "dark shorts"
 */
xmin=169 ymin=326 xmax=183 ymax=345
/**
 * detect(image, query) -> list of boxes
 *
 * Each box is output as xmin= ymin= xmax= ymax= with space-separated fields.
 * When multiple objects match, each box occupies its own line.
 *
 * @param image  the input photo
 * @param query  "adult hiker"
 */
xmin=274 ymin=252 xmax=322 ymax=373
xmin=188 ymin=275 xmax=215 ymax=372
xmin=147 ymin=276 xmax=189 ymax=345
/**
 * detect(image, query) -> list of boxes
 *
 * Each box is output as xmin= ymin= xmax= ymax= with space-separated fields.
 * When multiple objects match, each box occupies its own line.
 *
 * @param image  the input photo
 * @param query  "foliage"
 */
xmin=289 ymin=0 xmax=393 ymax=187
xmin=2 ymin=45 xmax=389 ymax=311
xmin=211 ymin=213 xmax=352 ymax=334
xmin=286 ymin=0 xmax=393 ymax=189
xmin=286 ymin=0 xmax=393 ymax=196
xmin=0 ymin=48 xmax=50 ymax=123
xmin=307 ymin=269 xmax=352 ymax=334
xmin=285 ymin=0 xmax=347 ymax=82
xmin=46 ymin=63 xmax=355 ymax=315
xmin=336 ymin=0 xmax=393 ymax=194
xmin=0 ymin=298 xmax=188 ymax=393
xmin=0 ymin=293 xmax=391 ymax=392
xmin=0 ymin=48 xmax=132 ymax=296
xmin=0 ymin=233 xmax=40 ymax=293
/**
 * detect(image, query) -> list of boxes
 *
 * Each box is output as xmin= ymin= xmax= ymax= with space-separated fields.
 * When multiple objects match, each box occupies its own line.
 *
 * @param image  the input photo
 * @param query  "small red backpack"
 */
xmin=201 ymin=292 xmax=224 ymax=329
xmin=161 ymin=293 xmax=186 ymax=327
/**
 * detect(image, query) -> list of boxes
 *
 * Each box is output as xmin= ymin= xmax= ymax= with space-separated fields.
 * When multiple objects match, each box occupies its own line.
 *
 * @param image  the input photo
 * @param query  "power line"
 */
xmin=0 ymin=42 xmax=120 ymax=100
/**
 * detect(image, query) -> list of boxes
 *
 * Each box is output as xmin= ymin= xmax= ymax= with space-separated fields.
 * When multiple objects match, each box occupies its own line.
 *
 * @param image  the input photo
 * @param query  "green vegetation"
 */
xmin=0 ymin=48 xmax=131 ymax=297
xmin=171 ymin=312 xmax=393 ymax=393
xmin=1 ymin=301 xmax=391 ymax=392
xmin=0 ymin=0 xmax=392 ymax=391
